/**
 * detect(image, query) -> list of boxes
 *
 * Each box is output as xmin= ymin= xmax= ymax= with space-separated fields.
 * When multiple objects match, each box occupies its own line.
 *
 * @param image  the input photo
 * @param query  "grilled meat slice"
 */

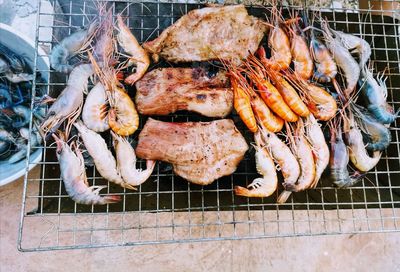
xmin=136 ymin=118 xmax=249 ymax=185
xmin=143 ymin=5 xmax=267 ymax=65
xmin=135 ymin=67 xmax=233 ymax=117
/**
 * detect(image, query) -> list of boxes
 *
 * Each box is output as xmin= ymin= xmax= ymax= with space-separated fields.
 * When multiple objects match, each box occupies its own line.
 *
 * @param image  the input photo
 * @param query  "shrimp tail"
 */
xmin=102 ymin=195 xmax=121 ymax=204
xmin=277 ymin=190 xmax=292 ymax=204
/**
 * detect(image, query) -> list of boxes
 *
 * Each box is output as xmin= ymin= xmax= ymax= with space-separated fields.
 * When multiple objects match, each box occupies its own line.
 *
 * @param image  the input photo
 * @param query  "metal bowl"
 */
xmin=0 ymin=23 xmax=49 ymax=186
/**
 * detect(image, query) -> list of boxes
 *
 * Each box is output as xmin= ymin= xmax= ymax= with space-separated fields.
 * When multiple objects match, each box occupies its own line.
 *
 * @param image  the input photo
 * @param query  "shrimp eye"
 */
xmin=350 ymin=126 xmax=354 ymax=129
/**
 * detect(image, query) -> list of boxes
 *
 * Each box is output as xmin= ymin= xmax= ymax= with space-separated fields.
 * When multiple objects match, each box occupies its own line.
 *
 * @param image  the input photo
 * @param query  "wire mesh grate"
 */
xmin=18 ymin=0 xmax=400 ymax=251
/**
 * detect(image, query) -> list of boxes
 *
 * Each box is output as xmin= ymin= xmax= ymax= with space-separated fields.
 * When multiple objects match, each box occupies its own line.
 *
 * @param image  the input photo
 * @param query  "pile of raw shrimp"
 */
xmin=229 ymin=10 xmax=396 ymax=203
xmin=0 ymin=43 xmax=44 ymax=164
xmin=40 ymin=8 xmax=154 ymax=205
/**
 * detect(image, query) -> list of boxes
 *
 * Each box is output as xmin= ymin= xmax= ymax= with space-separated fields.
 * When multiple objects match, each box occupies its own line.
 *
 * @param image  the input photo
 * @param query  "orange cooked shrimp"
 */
xmin=285 ymin=17 xmax=313 ymax=80
xmin=252 ymin=55 xmax=309 ymax=117
xmin=286 ymin=73 xmax=337 ymax=121
xmin=231 ymin=77 xmax=258 ymax=132
xmin=245 ymin=60 xmax=298 ymax=122
xmin=108 ymin=84 xmax=139 ymax=136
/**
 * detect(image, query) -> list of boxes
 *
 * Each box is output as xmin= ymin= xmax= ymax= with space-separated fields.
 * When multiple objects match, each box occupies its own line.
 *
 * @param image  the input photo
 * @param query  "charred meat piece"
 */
xmin=135 ymin=67 xmax=233 ymax=117
xmin=136 ymin=118 xmax=249 ymax=185
xmin=143 ymin=5 xmax=267 ymax=64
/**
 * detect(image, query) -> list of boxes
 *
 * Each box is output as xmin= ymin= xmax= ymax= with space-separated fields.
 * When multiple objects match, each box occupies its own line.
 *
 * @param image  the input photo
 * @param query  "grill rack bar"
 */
xmin=18 ymin=0 xmax=400 ymax=251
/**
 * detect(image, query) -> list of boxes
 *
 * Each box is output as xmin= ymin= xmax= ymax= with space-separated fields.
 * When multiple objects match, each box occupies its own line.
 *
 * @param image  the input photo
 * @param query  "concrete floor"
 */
xmin=1 ymin=0 xmax=400 ymax=271
xmin=1 ymin=168 xmax=400 ymax=271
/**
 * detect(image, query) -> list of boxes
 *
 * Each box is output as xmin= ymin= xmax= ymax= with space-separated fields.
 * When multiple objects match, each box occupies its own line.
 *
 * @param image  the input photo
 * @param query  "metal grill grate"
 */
xmin=18 ymin=0 xmax=400 ymax=251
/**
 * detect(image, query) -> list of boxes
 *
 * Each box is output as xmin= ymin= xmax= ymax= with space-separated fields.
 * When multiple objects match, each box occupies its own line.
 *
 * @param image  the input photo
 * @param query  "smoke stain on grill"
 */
xmin=38 ymin=3 xmax=400 ymax=215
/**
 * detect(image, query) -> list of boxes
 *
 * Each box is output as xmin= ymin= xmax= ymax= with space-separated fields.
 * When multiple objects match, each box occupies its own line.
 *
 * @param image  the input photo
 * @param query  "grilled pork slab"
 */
xmin=143 ymin=5 xmax=267 ymax=64
xmin=136 ymin=118 xmax=249 ymax=185
xmin=135 ymin=67 xmax=233 ymax=117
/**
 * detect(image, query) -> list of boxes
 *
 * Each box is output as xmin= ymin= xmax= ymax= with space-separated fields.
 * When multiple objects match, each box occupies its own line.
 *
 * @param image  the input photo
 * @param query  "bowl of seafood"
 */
xmin=0 ymin=23 xmax=48 ymax=186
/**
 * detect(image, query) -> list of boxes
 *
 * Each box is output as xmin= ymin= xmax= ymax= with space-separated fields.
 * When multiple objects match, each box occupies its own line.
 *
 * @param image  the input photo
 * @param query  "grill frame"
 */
xmin=18 ymin=0 xmax=400 ymax=251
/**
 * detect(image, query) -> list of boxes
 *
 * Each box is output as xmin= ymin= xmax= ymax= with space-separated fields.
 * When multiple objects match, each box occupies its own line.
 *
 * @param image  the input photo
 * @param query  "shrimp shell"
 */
xmin=112 ymin=132 xmax=155 ymax=187
xmin=40 ymin=64 xmax=94 ymax=137
xmin=53 ymin=134 xmax=120 ymax=205
xmin=235 ymin=131 xmax=277 ymax=198
xmin=231 ymin=78 xmax=258 ymax=132
xmin=290 ymin=34 xmax=313 ymax=80
xmin=305 ymin=115 xmax=329 ymax=188
xmin=116 ymin=14 xmax=150 ymax=85
xmin=50 ymin=21 xmax=97 ymax=73
xmin=344 ymin=116 xmax=381 ymax=172
xmin=310 ymin=37 xmax=337 ymax=83
xmin=259 ymin=124 xmax=300 ymax=199
xmin=108 ymin=86 xmax=139 ymax=136
xmin=82 ymin=82 xmax=109 ymax=132
xmin=74 ymin=121 xmax=135 ymax=190
xmin=268 ymin=27 xmax=292 ymax=70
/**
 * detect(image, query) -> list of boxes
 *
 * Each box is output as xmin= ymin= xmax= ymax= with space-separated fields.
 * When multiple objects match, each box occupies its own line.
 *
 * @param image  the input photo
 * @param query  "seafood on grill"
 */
xmin=234 ymin=131 xmax=277 ymax=198
xmin=230 ymin=76 xmax=258 ymax=132
xmin=261 ymin=6 xmax=292 ymax=70
xmin=309 ymin=32 xmax=337 ymax=83
xmin=135 ymin=67 xmax=233 ymax=118
xmin=116 ymin=14 xmax=150 ymax=85
xmin=320 ymin=19 xmax=360 ymax=97
xmin=82 ymin=82 xmax=109 ymax=132
xmin=143 ymin=5 xmax=267 ymax=64
xmin=245 ymin=57 xmax=298 ymax=122
xmin=343 ymin=107 xmax=381 ymax=172
xmin=252 ymin=52 xmax=309 ymax=117
xmin=278 ymin=120 xmax=316 ymax=203
xmin=330 ymin=29 xmax=371 ymax=69
xmin=40 ymin=64 xmax=94 ymax=138
xmin=73 ymin=121 xmax=135 ymax=190
xmin=305 ymin=114 xmax=329 ymax=188
xmin=112 ymin=132 xmax=155 ymax=187
xmin=259 ymin=124 xmax=300 ymax=196
xmin=135 ymin=118 xmax=249 ymax=185
xmin=329 ymin=117 xmax=363 ymax=188
xmin=286 ymin=18 xmax=313 ymax=79
xmin=359 ymin=68 xmax=398 ymax=124
xmin=50 ymin=21 xmax=98 ymax=73
xmin=53 ymin=132 xmax=120 ymax=205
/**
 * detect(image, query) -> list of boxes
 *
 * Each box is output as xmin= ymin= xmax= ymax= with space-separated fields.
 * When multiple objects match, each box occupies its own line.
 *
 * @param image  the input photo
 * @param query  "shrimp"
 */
xmin=286 ymin=18 xmax=313 ymax=80
xmin=230 ymin=77 xmax=258 ymax=132
xmin=116 ymin=14 xmax=150 ymax=85
xmin=321 ymin=20 xmax=360 ymax=97
xmin=343 ymin=109 xmax=381 ymax=172
xmin=53 ymin=133 xmax=120 ymax=205
xmin=329 ymin=118 xmax=363 ymax=188
xmin=259 ymin=123 xmax=300 ymax=201
xmin=330 ymin=29 xmax=371 ymax=68
xmin=108 ymin=85 xmax=139 ymax=136
xmin=82 ymin=82 xmax=109 ymax=132
xmin=254 ymin=56 xmax=309 ymax=117
xmin=246 ymin=60 xmax=298 ymax=122
xmin=234 ymin=131 xmax=278 ymax=198
xmin=230 ymin=69 xmax=283 ymax=132
xmin=112 ymin=132 xmax=155 ymax=187
xmin=305 ymin=114 xmax=329 ymax=188
xmin=40 ymin=64 xmax=94 ymax=138
xmin=309 ymin=34 xmax=337 ymax=83
xmin=73 ymin=121 xmax=135 ymax=190
xmin=278 ymin=120 xmax=316 ymax=203
xmin=352 ymin=104 xmax=391 ymax=152
xmin=286 ymin=73 xmax=337 ymax=121
xmin=359 ymin=68 xmax=398 ymax=124
xmin=50 ymin=21 xmax=97 ymax=73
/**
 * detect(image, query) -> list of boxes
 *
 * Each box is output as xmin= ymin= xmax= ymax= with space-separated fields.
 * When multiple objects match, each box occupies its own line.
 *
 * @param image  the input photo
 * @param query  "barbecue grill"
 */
xmin=18 ymin=0 xmax=400 ymax=251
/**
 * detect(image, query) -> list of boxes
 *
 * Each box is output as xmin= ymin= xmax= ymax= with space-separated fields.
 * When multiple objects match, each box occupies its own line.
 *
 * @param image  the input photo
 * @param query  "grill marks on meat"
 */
xmin=136 ymin=118 xmax=249 ymax=185
xmin=143 ymin=5 xmax=267 ymax=64
xmin=135 ymin=67 xmax=233 ymax=117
